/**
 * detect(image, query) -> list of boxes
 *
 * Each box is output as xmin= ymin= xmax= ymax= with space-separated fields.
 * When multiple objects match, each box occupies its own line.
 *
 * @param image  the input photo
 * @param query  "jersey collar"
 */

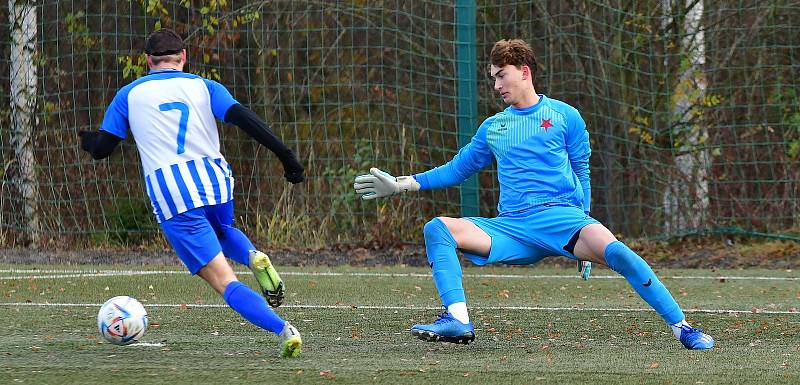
xmin=508 ymin=94 xmax=547 ymax=115
xmin=148 ymin=68 xmax=182 ymax=75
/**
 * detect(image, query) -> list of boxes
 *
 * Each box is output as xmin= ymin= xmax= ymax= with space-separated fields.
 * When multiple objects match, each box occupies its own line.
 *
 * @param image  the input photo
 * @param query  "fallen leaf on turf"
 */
xmin=319 ymin=370 xmax=335 ymax=379
xmin=649 ymin=362 xmax=660 ymax=369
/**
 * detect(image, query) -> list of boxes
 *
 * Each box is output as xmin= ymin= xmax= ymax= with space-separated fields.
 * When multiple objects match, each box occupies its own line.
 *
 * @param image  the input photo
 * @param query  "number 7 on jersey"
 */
xmin=159 ymin=102 xmax=190 ymax=154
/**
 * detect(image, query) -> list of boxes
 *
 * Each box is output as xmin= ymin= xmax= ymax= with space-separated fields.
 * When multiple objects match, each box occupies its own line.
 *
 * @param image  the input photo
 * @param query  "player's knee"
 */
xmin=423 ymin=218 xmax=457 ymax=266
xmin=216 ymin=224 xmax=236 ymax=239
xmin=603 ymin=241 xmax=643 ymax=274
xmin=423 ymin=217 xmax=441 ymax=239
xmin=423 ymin=218 xmax=455 ymax=243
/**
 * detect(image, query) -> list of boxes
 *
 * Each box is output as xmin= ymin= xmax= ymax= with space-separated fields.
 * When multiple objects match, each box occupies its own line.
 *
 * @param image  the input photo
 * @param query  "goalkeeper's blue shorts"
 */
xmin=463 ymin=204 xmax=598 ymax=266
xmin=159 ymin=201 xmax=234 ymax=274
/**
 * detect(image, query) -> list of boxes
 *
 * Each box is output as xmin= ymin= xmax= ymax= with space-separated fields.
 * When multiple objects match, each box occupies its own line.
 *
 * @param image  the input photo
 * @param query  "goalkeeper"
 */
xmin=79 ymin=29 xmax=303 ymax=357
xmin=353 ymin=39 xmax=715 ymax=350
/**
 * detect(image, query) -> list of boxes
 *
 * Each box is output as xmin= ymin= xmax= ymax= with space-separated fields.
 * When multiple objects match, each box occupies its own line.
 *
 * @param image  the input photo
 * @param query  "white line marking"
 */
xmin=130 ymin=342 xmax=165 ymax=347
xmin=0 ymin=271 xmax=186 ymax=280
xmin=0 ymin=269 xmax=797 ymax=281
xmin=0 ymin=302 xmax=796 ymax=315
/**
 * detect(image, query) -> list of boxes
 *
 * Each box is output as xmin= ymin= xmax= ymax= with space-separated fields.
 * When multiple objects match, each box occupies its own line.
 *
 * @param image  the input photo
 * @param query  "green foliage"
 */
xmin=321 ymin=140 xmax=374 ymax=232
xmin=232 ymin=10 xmax=260 ymax=28
xmin=64 ymin=11 xmax=99 ymax=49
xmin=254 ymin=184 xmax=330 ymax=249
xmin=775 ymin=88 xmax=800 ymax=160
xmin=118 ymin=54 xmax=147 ymax=80
xmin=90 ymin=198 xmax=158 ymax=247
xmin=141 ymin=0 xmax=168 ymax=16
xmin=195 ymin=67 xmax=221 ymax=81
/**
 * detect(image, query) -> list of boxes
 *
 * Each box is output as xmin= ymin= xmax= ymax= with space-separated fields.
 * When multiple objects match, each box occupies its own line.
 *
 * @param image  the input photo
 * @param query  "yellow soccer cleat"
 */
xmin=279 ymin=323 xmax=302 ymax=358
xmin=249 ymin=251 xmax=285 ymax=308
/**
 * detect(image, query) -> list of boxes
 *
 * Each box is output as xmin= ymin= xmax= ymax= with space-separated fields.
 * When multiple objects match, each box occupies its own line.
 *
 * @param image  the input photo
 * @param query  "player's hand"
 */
xmin=578 ymin=260 xmax=592 ymax=281
xmin=353 ymin=167 xmax=419 ymax=200
xmin=280 ymin=150 xmax=305 ymax=184
xmin=78 ymin=130 xmax=98 ymax=153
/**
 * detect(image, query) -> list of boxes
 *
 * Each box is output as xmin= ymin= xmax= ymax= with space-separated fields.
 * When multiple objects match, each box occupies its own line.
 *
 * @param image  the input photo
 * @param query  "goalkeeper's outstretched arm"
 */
xmin=354 ymin=118 xmax=493 ymax=200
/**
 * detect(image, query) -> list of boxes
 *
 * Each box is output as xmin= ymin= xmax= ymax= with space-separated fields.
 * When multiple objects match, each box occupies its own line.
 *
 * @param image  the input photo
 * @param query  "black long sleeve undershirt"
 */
xmin=79 ymin=130 xmax=123 ymax=160
xmin=224 ymin=103 xmax=293 ymax=160
xmin=224 ymin=103 xmax=305 ymax=183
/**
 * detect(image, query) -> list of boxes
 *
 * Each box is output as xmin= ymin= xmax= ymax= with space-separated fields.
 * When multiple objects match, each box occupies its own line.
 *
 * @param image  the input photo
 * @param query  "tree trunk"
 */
xmin=9 ymin=0 xmax=40 ymax=246
xmin=663 ymin=0 xmax=710 ymax=233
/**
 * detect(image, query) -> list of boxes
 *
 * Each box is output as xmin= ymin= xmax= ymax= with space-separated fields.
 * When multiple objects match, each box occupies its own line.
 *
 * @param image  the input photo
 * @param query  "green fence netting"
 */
xmin=1 ymin=0 xmax=799 ymax=248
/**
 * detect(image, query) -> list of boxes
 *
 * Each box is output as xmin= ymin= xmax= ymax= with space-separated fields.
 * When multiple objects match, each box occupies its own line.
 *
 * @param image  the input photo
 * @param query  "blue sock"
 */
xmin=223 ymin=281 xmax=286 ymax=334
xmin=219 ymin=225 xmax=256 ymax=266
xmin=604 ymin=241 xmax=685 ymax=325
xmin=424 ymin=218 xmax=465 ymax=306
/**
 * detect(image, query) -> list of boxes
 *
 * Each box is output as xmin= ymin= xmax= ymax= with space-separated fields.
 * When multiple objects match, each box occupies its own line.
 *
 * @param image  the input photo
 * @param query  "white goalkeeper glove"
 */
xmin=578 ymin=260 xmax=592 ymax=280
xmin=353 ymin=167 xmax=420 ymax=200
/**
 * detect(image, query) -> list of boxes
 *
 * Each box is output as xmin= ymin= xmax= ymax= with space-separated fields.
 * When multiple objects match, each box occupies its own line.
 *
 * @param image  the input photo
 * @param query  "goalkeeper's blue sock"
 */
xmin=223 ymin=280 xmax=285 ymax=334
xmin=218 ymin=225 xmax=256 ymax=266
xmin=424 ymin=218 xmax=467 ymax=315
xmin=604 ymin=241 xmax=685 ymax=325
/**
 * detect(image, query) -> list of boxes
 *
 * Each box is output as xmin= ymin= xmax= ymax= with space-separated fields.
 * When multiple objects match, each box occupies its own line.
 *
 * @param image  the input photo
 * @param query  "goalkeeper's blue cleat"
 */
xmin=578 ymin=260 xmax=592 ymax=280
xmin=678 ymin=325 xmax=715 ymax=350
xmin=410 ymin=311 xmax=475 ymax=344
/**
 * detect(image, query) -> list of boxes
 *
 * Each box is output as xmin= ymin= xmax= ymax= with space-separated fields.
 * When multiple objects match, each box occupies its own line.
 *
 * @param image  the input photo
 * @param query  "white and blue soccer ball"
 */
xmin=97 ymin=295 xmax=149 ymax=345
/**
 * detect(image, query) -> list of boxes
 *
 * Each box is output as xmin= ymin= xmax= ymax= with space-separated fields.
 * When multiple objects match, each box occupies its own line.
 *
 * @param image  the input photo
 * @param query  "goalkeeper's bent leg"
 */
xmin=603 ymin=241 xmax=685 ymax=325
xmin=424 ymin=218 xmax=466 ymax=307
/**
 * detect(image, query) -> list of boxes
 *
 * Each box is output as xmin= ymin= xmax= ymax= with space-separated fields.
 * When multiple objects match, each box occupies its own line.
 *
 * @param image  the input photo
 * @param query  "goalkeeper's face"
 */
xmin=490 ymin=64 xmax=532 ymax=107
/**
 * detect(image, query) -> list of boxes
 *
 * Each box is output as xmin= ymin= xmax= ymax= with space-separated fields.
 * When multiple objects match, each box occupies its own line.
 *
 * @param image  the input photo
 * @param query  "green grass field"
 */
xmin=1 ymin=264 xmax=798 ymax=384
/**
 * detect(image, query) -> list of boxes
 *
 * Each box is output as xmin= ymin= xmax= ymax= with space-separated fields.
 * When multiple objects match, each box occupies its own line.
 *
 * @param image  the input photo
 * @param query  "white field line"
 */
xmin=0 ymin=302 xmax=797 ymax=315
xmin=129 ymin=342 xmax=165 ymax=347
xmin=0 ymin=269 xmax=797 ymax=281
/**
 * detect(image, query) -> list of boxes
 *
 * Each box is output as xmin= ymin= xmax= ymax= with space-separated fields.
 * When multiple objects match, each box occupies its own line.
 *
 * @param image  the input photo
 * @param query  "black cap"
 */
xmin=144 ymin=28 xmax=185 ymax=56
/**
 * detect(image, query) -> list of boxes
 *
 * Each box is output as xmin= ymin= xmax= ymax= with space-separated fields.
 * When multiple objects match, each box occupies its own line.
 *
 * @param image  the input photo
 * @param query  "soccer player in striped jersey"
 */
xmin=353 ymin=39 xmax=715 ymax=350
xmin=79 ymin=28 xmax=303 ymax=357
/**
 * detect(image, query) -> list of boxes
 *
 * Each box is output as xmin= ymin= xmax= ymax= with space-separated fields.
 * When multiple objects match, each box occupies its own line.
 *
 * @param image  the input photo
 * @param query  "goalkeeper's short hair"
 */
xmin=490 ymin=39 xmax=537 ymax=79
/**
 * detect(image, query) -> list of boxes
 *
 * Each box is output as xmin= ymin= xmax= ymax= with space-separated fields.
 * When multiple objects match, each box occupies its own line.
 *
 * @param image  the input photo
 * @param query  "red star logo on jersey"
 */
xmin=541 ymin=118 xmax=553 ymax=131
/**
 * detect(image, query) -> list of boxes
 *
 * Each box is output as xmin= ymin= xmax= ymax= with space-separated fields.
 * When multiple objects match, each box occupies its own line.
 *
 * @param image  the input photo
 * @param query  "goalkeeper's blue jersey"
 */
xmin=414 ymin=95 xmax=591 ymax=216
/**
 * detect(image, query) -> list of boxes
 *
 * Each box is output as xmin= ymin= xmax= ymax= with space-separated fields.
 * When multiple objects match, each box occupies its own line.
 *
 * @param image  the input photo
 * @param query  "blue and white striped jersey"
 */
xmin=414 ymin=95 xmax=592 ymax=216
xmin=100 ymin=69 xmax=239 ymax=222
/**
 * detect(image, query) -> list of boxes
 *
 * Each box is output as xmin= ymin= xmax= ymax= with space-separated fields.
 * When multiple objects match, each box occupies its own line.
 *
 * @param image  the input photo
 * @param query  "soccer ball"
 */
xmin=97 ymin=296 xmax=149 ymax=345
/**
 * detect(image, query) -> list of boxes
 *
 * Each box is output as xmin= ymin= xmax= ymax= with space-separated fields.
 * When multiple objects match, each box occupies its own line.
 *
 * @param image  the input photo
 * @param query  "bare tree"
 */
xmin=662 ymin=0 xmax=710 ymax=233
xmin=8 ymin=0 xmax=40 ymax=246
